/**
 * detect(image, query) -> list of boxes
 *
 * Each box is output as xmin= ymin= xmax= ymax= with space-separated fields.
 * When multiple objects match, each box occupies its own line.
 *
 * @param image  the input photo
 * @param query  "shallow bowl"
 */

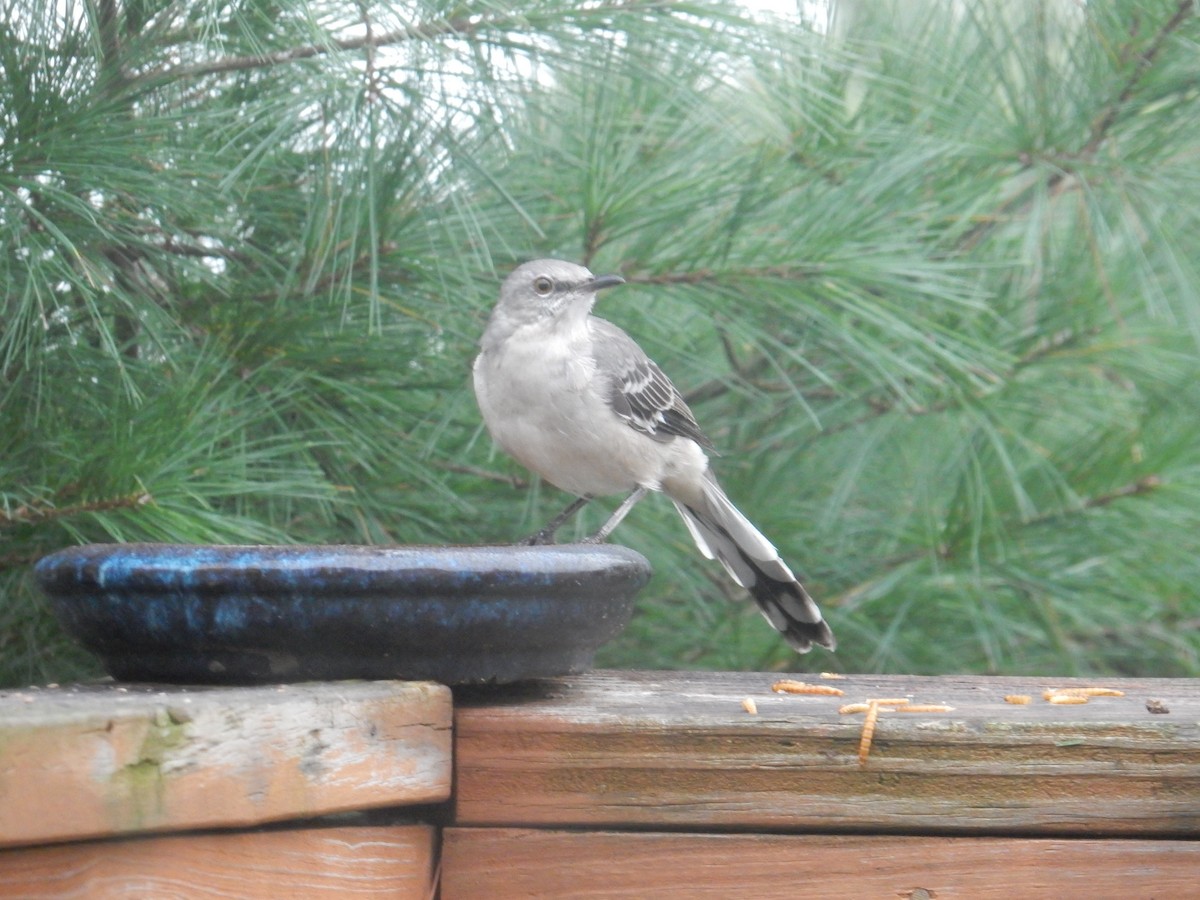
xmin=35 ymin=543 xmax=650 ymax=685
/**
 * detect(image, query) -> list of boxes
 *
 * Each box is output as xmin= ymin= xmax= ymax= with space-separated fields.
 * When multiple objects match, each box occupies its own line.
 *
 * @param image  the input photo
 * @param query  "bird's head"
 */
xmin=489 ymin=259 xmax=624 ymax=338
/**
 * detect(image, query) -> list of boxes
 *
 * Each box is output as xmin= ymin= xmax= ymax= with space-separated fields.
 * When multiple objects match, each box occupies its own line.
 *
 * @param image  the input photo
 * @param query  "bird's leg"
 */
xmin=523 ymin=495 xmax=592 ymax=545
xmin=583 ymin=486 xmax=649 ymax=544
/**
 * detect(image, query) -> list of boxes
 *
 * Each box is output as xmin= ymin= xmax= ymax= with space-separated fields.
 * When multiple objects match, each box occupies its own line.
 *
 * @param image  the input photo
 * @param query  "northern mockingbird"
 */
xmin=473 ymin=259 xmax=835 ymax=653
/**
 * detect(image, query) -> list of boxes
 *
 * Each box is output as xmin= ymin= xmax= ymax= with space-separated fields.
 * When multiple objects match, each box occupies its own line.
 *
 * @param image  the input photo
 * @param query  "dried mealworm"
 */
xmin=1046 ymin=693 xmax=1090 ymax=705
xmin=1004 ymin=695 xmax=1032 ymax=705
xmin=741 ymin=697 xmax=758 ymax=715
xmin=838 ymin=702 xmax=872 ymax=715
xmin=857 ymin=701 xmax=880 ymax=767
xmin=1042 ymin=687 xmax=1124 ymax=700
xmin=771 ymin=680 xmax=845 ymax=696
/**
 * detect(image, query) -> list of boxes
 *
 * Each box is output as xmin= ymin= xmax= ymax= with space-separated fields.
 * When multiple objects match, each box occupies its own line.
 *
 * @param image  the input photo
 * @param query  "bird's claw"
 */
xmin=522 ymin=528 xmax=558 ymax=546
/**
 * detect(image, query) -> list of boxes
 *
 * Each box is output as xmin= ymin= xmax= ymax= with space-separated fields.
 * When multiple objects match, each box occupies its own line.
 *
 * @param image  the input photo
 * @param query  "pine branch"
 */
xmin=0 ymin=550 xmax=46 ymax=570
xmin=1077 ymin=0 xmax=1194 ymax=160
xmin=810 ymin=326 xmax=1107 ymax=439
xmin=1024 ymin=475 xmax=1164 ymax=527
xmin=136 ymin=0 xmax=678 ymax=84
xmin=140 ymin=19 xmax=469 ymax=82
xmin=957 ymin=0 xmax=1195 ymax=251
xmin=437 ymin=462 xmax=529 ymax=489
xmin=632 ymin=264 xmax=826 ymax=286
xmin=0 ymin=490 xmax=153 ymax=528
xmin=833 ymin=475 xmax=1164 ymax=614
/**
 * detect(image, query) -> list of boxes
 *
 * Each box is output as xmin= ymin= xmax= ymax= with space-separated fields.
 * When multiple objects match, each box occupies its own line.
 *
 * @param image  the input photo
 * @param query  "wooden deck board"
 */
xmin=0 ymin=681 xmax=452 ymax=847
xmin=441 ymin=828 xmax=1200 ymax=899
xmin=453 ymin=670 xmax=1200 ymax=835
xmin=0 ymin=824 xmax=436 ymax=899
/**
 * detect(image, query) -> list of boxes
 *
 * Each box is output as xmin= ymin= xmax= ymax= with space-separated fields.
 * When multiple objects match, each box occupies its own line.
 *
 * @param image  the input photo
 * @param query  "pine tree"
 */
xmin=3 ymin=1 xmax=1198 ymax=685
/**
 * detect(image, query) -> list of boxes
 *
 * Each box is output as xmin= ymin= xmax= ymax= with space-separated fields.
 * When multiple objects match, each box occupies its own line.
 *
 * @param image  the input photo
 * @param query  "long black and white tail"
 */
xmin=670 ymin=471 xmax=835 ymax=653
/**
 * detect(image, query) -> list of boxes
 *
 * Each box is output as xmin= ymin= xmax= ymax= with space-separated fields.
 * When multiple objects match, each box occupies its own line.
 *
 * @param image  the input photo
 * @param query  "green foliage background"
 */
xmin=3 ymin=0 xmax=1199 ymax=686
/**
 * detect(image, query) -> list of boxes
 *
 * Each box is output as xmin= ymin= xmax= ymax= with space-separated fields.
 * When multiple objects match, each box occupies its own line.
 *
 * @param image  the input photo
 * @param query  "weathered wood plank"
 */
xmin=0 ymin=681 xmax=451 ymax=848
xmin=441 ymin=828 xmax=1200 ymax=899
xmin=0 ymin=824 xmax=436 ymax=899
xmin=453 ymin=670 xmax=1200 ymax=835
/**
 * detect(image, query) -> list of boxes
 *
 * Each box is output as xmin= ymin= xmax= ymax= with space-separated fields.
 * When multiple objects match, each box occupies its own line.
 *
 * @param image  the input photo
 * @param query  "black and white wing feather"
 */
xmin=589 ymin=317 xmax=714 ymax=450
xmin=588 ymin=316 xmax=834 ymax=653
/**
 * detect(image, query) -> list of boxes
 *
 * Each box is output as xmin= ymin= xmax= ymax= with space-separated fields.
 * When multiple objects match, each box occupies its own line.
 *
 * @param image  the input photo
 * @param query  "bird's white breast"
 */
xmin=473 ymin=319 xmax=705 ymax=497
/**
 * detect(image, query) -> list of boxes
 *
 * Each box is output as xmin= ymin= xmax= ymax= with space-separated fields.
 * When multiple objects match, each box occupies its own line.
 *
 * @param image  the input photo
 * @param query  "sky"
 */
xmin=741 ymin=0 xmax=832 ymax=30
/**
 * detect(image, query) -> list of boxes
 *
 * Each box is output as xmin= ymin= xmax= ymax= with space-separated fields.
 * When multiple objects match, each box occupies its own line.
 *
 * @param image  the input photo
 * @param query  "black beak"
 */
xmin=584 ymin=274 xmax=625 ymax=292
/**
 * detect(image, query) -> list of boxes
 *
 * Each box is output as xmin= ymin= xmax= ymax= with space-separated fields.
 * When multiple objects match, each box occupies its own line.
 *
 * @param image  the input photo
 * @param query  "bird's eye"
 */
xmin=532 ymin=276 xmax=554 ymax=296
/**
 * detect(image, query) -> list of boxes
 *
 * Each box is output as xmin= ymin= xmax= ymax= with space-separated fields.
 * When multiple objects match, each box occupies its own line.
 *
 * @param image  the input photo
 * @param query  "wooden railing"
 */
xmin=0 ymin=681 xmax=450 ymax=896
xmin=3 ymin=671 xmax=1199 ymax=898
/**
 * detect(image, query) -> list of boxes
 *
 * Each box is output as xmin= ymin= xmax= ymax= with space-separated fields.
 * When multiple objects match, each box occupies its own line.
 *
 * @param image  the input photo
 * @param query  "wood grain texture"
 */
xmin=0 ymin=681 xmax=451 ymax=847
xmin=440 ymin=828 xmax=1200 ymax=899
xmin=0 ymin=825 xmax=436 ymax=899
xmin=453 ymin=670 xmax=1200 ymax=835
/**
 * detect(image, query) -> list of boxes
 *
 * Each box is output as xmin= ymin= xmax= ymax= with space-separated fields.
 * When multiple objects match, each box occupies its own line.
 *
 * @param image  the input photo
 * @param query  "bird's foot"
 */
xmin=519 ymin=496 xmax=593 ymax=546
xmin=521 ymin=527 xmax=559 ymax=546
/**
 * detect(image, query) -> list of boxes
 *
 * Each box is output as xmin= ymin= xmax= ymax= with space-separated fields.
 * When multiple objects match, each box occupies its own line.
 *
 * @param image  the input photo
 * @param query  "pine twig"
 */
xmin=1024 ymin=475 xmax=1163 ymax=527
xmin=437 ymin=462 xmax=528 ymax=489
xmin=138 ymin=0 xmax=667 ymax=84
xmin=957 ymin=0 xmax=1195 ymax=251
xmin=1 ymin=491 xmax=153 ymax=528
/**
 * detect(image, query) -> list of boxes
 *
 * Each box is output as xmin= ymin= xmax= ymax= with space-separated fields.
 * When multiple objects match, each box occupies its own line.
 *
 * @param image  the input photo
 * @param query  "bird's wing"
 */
xmin=589 ymin=317 xmax=715 ymax=450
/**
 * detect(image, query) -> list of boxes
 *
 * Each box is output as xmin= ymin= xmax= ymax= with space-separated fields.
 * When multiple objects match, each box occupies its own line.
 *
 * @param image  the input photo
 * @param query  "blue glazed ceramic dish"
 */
xmin=35 ymin=543 xmax=650 ymax=685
